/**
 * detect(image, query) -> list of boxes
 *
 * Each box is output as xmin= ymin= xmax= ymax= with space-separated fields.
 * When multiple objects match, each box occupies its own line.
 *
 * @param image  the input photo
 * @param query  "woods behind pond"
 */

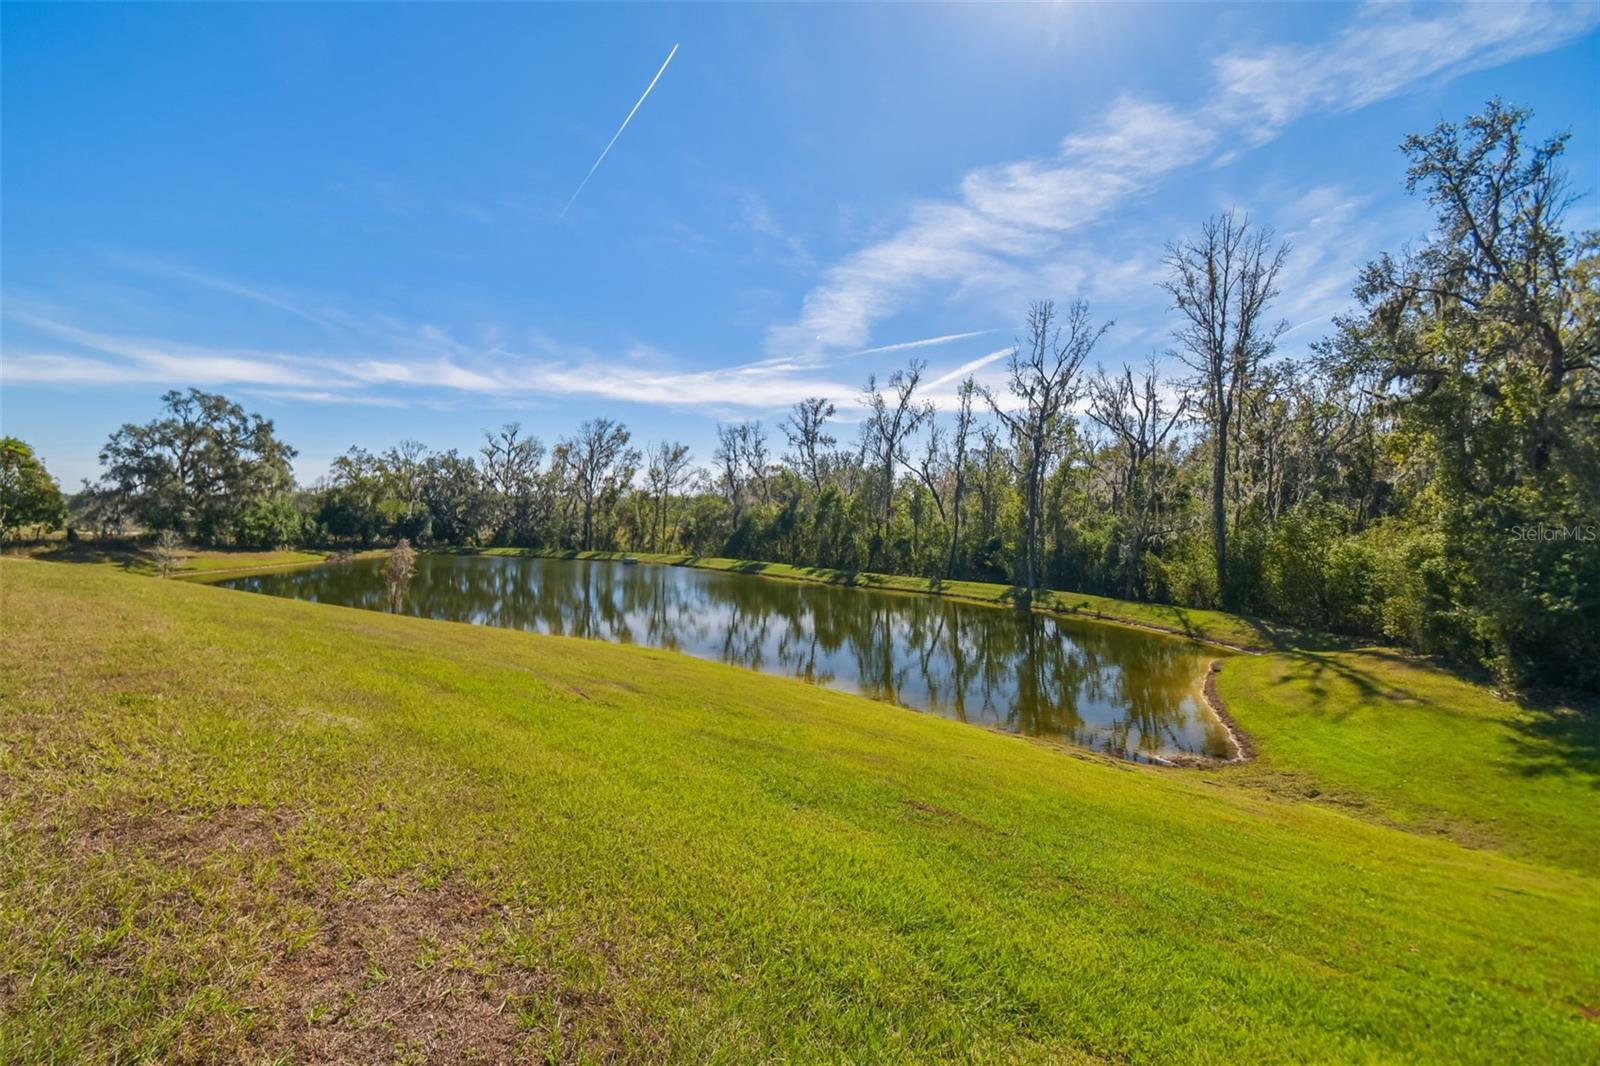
xmin=3 ymin=557 xmax=1598 ymax=1062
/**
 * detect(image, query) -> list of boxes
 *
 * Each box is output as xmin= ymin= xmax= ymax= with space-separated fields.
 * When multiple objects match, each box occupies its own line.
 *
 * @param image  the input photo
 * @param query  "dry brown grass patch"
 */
xmin=257 ymin=879 xmax=545 ymax=1064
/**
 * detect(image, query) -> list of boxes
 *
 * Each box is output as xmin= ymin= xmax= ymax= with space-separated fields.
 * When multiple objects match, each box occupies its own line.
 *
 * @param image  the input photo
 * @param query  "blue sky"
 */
xmin=3 ymin=2 xmax=1597 ymax=486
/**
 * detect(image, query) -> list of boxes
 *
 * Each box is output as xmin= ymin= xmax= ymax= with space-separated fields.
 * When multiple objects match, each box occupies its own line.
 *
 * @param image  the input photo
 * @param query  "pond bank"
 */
xmin=452 ymin=547 xmax=1282 ymax=654
xmin=1154 ymin=660 xmax=1257 ymax=767
xmin=33 ymin=547 xmax=1599 ymax=868
xmin=176 ymin=544 xmax=1289 ymax=655
xmin=210 ymin=550 xmax=1236 ymax=764
xmin=180 ymin=545 xmax=1281 ymax=767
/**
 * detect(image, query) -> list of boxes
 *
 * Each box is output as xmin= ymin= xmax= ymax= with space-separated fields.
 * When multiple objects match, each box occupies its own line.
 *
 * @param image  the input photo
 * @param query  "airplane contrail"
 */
xmin=560 ymin=43 xmax=680 ymax=218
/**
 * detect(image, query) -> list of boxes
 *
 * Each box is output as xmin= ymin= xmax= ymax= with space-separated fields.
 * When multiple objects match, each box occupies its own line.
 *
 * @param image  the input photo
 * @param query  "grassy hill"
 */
xmin=2 ymin=557 xmax=1596 ymax=1062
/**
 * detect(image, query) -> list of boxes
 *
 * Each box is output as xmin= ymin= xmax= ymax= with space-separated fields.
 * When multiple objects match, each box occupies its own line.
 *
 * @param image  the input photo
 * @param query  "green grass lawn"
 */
xmin=2 ymin=558 xmax=1597 ymax=1062
xmin=1218 ymin=646 xmax=1600 ymax=875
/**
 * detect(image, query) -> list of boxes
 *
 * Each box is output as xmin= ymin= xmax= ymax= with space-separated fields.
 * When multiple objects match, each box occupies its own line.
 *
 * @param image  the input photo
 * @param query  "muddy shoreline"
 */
xmin=1154 ymin=660 xmax=1256 ymax=768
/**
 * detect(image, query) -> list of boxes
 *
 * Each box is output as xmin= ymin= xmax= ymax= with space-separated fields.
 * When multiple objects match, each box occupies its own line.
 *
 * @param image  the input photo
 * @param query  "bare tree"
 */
xmin=861 ymin=361 xmax=931 ymax=563
xmin=714 ymin=424 xmax=747 ymax=528
xmin=781 ymin=397 xmax=837 ymax=492
xmin=1163 ymin=209 xmax=1288 ymax=604
xmin=714 ymin=422 xmax=770 ymax=529
xmin=745 ymin=421 xmax=772 ymax=505
xmin=643 ymin=441 xmax=693 ymax=551
xmin=480 ymin=423 xmax=546 ymax=543
xmin=972 ymin=425 xmax=1007 ymax=544
xmin=1087 ymin=358 xmax=1188 ymax=597
xmin=151 ymin=528 xmax=185 ymax=577
xmin=382 ymin=537 xmax=416 ymax=611
xmin=944 ymin=377 xmax=978 ymax=578
xmin=912 ymin=419 xmax=948 ymax=566
xmin=913 ymin=420 xmax=949 ymax=525
xmin=909 ymin=378 xmax=979 ymax=578
xmin=983 ymin=300 xmax=1109 ymax=593
xmin=562 ymin=419 xmax=638 ymax=551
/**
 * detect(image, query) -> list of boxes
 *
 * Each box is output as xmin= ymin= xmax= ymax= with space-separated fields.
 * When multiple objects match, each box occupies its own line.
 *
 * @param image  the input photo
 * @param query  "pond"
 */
xmin=215 ymin=554 xmax=1236 ymax=762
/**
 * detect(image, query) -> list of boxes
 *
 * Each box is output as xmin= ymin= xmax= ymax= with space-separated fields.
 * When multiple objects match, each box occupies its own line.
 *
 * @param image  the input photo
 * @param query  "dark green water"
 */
xmin=217 ymin=555 xmax=1234 ymax=762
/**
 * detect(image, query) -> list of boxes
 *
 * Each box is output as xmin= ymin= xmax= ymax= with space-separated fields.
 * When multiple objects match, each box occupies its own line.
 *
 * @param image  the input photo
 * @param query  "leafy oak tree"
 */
xmin=0 ymin=437 xmax=66 ymax=542
xmin=1330 ymin=100 xmax=1600 ymax=685
xmin=98 ymin=389 xmax=297 ymax=544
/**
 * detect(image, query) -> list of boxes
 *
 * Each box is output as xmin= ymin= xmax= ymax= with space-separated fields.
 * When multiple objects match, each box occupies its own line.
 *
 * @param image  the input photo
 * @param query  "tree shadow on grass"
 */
xmin=997 ymin=585 xmax=1036 ymax=611
xmin=1035 ymin=592 xmax=1292 ymax=648
xmin=1275 ymin=643 xmax=1600 ymax=784
xmin=25 ymin=539 xmax=156 ymax=573
xmin=1274 ymin=648 xmax=1434 ymax=719
xmin=1238 ymin=616 xmax=1321 ymax=653
xmin=781 ymin=565 xmax=889 ymax=589
xmin=1503 ymin=691 xmax=1600 ymax=785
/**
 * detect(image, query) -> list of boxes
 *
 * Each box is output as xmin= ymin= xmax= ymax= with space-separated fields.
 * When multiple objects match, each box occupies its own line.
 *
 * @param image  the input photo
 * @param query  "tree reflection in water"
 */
xmin=223 ymin=555 xmax=1234 ymax=761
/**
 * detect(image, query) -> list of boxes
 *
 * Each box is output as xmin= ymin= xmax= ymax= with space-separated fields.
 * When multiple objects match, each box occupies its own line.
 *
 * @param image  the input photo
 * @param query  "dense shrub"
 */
xmin=1145 ymin=535 xmax=1217 ymax=609
xmin=233 ymin=496 xmax=307 ymax=550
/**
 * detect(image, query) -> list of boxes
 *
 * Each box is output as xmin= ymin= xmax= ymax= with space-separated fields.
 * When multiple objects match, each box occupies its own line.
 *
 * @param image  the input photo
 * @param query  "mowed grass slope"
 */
xmin=2 ymin=559 xmax=1598 ymax=1063
xmin=1218 ymin=646 xmax=1600 ymax=875
xmin=480 ymin=546 xmax=1600 ymax=876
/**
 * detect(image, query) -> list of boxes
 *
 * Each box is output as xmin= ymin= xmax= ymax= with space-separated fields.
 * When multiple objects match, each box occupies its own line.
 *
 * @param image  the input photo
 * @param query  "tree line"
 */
xmin=11 ymin=102 xmax=1597 ymax=691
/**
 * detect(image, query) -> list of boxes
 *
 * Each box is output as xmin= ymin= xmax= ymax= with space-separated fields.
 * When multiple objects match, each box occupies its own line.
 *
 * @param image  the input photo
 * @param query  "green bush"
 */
xmin=1147 ymin=534 xmax=1217 ymax=609
xmin=233 ymin=496 xmax=306 ymax=550
xmin=1260 ymin=504 xmax=1333 ymax=628
xmin=1322 ymin=534 xmax=1381 ymax=635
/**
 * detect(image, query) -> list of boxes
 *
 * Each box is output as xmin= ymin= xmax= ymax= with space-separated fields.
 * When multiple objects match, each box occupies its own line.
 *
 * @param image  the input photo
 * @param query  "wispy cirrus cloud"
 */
xmin=0 ymin=352 xmax=170 ymax=386
xmin=1 ymin=296 xmax=972 ymax=417
xmin=246 ymin=388 xmax=410 ymax=408
xmin=4 ymin=308 xmax=331 ymax=388
xmin=728 ymin=326 xmax=1000 ymax=379
xmin=758 ymin=98 xmax=1218 ymax=360
xmin=737 ymin=191 xmax=816 ymax=270
xmin=1213 ymin=0 xmax=1596 ymax=137
xmin=103 ymin=252 xmax=345 ymax=334
xmin=767 ymin=1 xmax=1600 ymax=361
